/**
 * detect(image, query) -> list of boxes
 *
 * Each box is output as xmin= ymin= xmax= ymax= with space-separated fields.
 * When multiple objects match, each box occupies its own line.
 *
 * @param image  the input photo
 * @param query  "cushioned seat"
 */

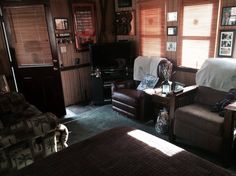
xmin=175 ymin=103 xmax=224 ymax=136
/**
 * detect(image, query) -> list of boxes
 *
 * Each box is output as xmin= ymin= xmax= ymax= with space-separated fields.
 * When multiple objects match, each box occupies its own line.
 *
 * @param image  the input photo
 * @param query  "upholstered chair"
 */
xmin=111 ymin=57 xmax=172 ymax=121
xmin=169 ymin=58 xmax=236 ymax=162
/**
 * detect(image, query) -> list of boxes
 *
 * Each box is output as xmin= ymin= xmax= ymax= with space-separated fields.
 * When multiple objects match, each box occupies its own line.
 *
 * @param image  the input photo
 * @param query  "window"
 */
xmin=72 ymin=3 xmax=96 ymax=51
xmin=138 ymin=0 xmax=165 ymax=56
xmin=5 ymin=5 xmax=52 ymax=66
xmin=180 ymin=0 xmax=219 ymax=69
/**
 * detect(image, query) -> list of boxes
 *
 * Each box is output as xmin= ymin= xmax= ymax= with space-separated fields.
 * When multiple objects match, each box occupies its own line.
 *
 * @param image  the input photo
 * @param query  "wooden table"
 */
xmin=146 ymin=85 xmax=198 ymax=139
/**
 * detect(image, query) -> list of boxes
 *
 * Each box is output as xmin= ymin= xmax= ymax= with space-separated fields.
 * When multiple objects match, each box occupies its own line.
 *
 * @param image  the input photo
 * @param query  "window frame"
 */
xmin=177 ymin=0 xmax=219 ymax=68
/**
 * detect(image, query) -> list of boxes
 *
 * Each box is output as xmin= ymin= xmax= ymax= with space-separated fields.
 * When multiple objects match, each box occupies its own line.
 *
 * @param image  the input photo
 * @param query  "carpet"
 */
xmin=63 ymin=104 xmax=163 ymax=145
xmin=61 ymin=104 xmax=236 ymax=173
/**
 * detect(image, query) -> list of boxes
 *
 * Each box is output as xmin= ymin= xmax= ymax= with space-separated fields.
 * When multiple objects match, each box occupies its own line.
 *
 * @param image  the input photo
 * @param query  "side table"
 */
xmin=148 ymin=85 xmax=198 ymax=140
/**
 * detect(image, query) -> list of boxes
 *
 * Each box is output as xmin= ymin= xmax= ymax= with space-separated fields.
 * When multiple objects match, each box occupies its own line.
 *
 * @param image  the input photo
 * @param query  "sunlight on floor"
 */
xmin=64 ymin=109 xmax=77 ymax=118
xmin=128 ymin=130 xmax=184 ymax=157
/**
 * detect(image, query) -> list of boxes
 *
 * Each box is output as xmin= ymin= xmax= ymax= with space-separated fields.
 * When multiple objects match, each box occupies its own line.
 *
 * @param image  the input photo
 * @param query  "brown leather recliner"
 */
xmin=111 ymin=59 xmax=172 ymax=121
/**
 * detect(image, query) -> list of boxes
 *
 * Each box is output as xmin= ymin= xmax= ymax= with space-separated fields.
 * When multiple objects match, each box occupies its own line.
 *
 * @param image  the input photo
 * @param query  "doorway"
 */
xmin=1 ymin=2 xmax=66 ymax=116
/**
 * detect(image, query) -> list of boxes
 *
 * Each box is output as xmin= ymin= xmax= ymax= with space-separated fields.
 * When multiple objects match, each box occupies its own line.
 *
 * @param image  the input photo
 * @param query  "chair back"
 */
xmin=196 ymin=58 xmax=236 ymax=92
xmin=133 ymin=56 xmax=173 ymax=84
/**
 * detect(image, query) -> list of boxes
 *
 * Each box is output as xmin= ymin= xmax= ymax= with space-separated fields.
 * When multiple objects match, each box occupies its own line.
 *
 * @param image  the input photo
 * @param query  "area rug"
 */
xmin=62 ymin=104 xmax=160 ymax=145
xmin=61 ymin=105 xmax=236 ymax=173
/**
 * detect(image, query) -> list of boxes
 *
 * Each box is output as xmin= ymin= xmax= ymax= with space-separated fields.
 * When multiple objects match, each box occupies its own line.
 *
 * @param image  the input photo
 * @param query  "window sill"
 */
xmin=174 ymin=66 xmax=198 ymax=73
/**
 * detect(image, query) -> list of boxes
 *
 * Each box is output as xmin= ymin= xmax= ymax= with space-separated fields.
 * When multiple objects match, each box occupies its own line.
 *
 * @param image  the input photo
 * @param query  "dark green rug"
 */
xmin=63 ymin=104 xmax=162 ymax=145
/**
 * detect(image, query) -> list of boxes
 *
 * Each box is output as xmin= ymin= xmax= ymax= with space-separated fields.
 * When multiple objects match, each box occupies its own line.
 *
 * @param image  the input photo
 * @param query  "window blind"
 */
xmin=5 ymin=5 xmax=52 ymax=66
xmin=180 ymin=0 xmax=219 ymax=69
xmin=138 ymin=1 xmax=165 ymax=56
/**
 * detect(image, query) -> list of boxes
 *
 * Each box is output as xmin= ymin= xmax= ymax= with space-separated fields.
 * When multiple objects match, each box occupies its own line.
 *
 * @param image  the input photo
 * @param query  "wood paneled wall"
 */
xmin=50 ymin=0 xmax=115 ymax=106
xmin=61 ymin=67 xmax=91 ymax=106
xmin=115 ymin=0 xmax=236 ymax=85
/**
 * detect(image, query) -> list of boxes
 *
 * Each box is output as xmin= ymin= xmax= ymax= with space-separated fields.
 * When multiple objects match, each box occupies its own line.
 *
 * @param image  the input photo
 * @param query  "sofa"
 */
xmin=0 ymin=92 xmax=68 ymax=174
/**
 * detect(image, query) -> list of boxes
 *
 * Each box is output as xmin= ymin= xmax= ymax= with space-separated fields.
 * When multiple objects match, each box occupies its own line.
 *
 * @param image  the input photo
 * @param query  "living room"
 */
xmin=0 ymin=0 xmax=236 ymax=175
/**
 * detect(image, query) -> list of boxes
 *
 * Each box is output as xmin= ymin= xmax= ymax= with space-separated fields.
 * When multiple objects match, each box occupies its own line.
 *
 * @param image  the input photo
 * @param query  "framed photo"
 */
xmin=221 ymin=6 xmax=236 ymax=26
xmin=167 ymin=26 xmax=177 ymax=36
xmin=117 ymin=0 xmax=132 ymax=8
xmin=167 ymin=12 xmax=177 ymax=22
xmin=167 ymin=42 xmax=177 ymax=52
xmin=54 ymin=18 xmax=69 ymax=30
xmin=218 ymin=30 xmax=235 ymax=57
xmin=116 ymin=11 xmax=135 ymax=35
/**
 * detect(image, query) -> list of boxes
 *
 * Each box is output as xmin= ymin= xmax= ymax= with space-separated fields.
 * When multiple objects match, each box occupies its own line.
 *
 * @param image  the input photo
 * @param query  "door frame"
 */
xmin=0 ymin=0 xmax=66 ymax=116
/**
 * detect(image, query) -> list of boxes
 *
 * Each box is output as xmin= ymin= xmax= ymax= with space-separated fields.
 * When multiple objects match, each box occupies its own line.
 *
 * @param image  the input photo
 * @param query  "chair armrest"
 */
xmin=111 ymin=80 xmax=136 ymax=93
xmin=223 ymin=102 xmax=236 ymax=162
xmin=168 ymin=85 xmax=198 ymax=141
xmin=169 ymin=85 xmax=198 ymax=108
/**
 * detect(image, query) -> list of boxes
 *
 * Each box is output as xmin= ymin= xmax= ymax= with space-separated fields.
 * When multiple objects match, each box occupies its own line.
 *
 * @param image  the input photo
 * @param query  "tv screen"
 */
xmin=89 ymin=41 xmax=135 ymax=70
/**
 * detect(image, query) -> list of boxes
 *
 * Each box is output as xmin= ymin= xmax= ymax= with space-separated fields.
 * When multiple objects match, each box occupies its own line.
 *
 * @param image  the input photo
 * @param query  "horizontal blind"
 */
xmin=181 ymin=0 xmax=219 ymax=69
xmin=5 ymin=5 xmax=52 ymax=66
xmin=138 ymin=1 xmax=165 ymax=56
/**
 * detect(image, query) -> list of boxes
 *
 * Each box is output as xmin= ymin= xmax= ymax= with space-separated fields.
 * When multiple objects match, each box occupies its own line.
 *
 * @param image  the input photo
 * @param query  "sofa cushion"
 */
xmin=112 ymin=89 xmax=144 ymax=107
xmin=194 ymin=86 xmax=227 ymax=106
xmin=0 ymin=92 xmax=29 ymax=116
xmin=174 ymin=103 xmax=224 ymax=136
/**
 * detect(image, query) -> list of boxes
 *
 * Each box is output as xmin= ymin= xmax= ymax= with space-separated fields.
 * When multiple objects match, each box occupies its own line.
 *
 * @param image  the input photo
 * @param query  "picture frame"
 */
xmin=167 ymin=26 xmax=177 ymax=36
xmin=166 ymin=42 xmax=177 ymax=52
xmin=54 ymin=18 xmax=69 ymax=30
xmin=218 ymin=30 xmax=235 ymax=57
xmin=117 ymin=0 xmax=132 ymax=8
xmin=221 ymin=6 xmax=236 ymax=26
xmin=167 ymin=12 xmax=177 ymax=22
xmin=115 ymin=10 xmax=135 ymax=35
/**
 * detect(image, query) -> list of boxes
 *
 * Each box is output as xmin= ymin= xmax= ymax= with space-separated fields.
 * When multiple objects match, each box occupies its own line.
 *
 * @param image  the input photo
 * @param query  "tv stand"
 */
xmin=91 ymin=68 xmax=132 ymax=105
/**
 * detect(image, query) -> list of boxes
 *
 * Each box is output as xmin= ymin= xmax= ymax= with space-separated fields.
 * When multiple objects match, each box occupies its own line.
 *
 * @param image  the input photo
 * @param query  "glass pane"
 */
xmin=182 ymin=40 xmax=210 ymax=69
xmin=183 ymin=4 xmax=213 ymax=37
xmin=6 ymin=5 xmax=53 ymax=66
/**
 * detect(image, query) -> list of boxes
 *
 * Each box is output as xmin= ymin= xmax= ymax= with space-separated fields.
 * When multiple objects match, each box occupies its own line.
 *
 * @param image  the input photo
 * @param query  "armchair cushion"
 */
xmin=194 ymin=86 xmax=227 ymax=106
xmin=174 ymin=103 xmax=224 ymax=137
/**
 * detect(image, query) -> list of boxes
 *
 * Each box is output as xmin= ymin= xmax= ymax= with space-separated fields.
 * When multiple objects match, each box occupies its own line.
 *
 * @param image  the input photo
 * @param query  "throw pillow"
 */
xmin=137 ymin=74 xmax=158 ymax=91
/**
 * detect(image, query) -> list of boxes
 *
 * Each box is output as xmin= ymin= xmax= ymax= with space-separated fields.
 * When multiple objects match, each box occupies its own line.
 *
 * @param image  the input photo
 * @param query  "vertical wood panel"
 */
xmin=61 ymin=67 xmax=91 ymax=106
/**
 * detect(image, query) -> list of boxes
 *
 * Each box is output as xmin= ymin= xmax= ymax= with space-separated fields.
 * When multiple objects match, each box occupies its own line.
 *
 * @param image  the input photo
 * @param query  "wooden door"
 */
xmin=2 ymin=3 xmax=66 ymax=116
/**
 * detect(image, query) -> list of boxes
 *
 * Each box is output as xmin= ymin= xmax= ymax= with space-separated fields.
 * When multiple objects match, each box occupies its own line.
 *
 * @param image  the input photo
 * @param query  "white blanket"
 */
xmin=196 ymin=58 xmax=236 ymax=92
xmin=133 ymin=56 xmax=164 ymax=81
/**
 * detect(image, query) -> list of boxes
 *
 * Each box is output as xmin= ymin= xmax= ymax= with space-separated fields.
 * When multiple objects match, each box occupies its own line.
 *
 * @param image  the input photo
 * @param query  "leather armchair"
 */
xmin=111 ymin=59 xmax=172 ymax=121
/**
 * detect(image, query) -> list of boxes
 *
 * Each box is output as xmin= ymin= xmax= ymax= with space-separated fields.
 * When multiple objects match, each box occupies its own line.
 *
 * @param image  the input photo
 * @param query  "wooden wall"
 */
xmin=114 ymin=0 xmax=236 ymax=86
xmin=50 ymin=0 xmax=115 ymax=106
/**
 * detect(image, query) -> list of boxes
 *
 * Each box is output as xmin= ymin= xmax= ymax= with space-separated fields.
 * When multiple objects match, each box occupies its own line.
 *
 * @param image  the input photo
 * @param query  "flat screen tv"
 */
xmin=89 ymin=41 xmax=135 ymax=70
